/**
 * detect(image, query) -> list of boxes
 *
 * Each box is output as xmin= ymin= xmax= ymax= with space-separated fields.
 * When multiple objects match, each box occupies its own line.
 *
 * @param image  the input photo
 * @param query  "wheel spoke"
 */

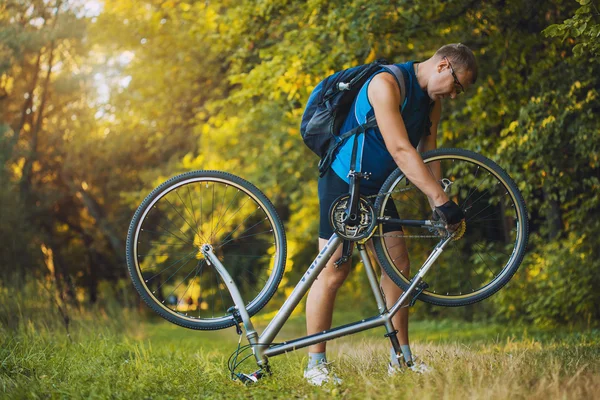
xmin=212 ymin=184 xmax=229 ymax=236
xmin=164 ymin=196 xmax=201 ymax=240
xmin=165 ymin=259 xmax=203 ymax=306
xmin=374 ymin=152 xmax=527 ymax=303
xmin=127 ymin=173 xmax=286 ymax=329
xmin=143 ymin=250 xmax=197 ymax=280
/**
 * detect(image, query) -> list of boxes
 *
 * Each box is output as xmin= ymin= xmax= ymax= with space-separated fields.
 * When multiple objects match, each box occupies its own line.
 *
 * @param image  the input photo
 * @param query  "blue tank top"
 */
xmin=330 ymin=61 xmax=432 ymax=193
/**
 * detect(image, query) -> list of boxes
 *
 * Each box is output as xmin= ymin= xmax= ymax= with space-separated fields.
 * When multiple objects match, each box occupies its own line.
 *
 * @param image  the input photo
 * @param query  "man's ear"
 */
xmin=436 ymin=57 xmax=448 ymax=73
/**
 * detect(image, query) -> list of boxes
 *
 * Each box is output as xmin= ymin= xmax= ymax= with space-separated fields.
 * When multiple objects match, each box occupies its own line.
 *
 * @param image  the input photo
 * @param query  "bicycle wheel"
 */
xmin=373 ymin=148 xmax=528 ymax=306
xmin=126 ymin=170 xmax=287 ymax=330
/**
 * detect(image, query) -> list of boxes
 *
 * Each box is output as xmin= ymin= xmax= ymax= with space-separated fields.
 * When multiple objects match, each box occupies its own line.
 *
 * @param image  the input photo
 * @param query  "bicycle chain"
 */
xmin=374 ymin=233 xmax=442 ymax=239
xmin=364 ymin=186 xmax=443 ymax=239
xmin=365 ymin=186 xmax=416 ymax=199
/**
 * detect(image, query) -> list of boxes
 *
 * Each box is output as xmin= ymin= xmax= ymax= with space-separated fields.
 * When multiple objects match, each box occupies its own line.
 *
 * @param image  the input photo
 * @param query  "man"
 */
xmin=304 ymin=43 xmax=478 ymax=385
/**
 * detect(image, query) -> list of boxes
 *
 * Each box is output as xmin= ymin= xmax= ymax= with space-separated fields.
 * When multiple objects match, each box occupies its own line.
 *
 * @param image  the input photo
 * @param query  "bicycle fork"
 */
xmin=200 ymin=244 xmax=260 ymax=348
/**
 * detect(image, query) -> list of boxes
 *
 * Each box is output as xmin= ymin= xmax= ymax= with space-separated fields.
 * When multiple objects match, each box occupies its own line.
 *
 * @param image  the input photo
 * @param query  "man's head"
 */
xmin=425 ymin=43 xmax=478 ymax=101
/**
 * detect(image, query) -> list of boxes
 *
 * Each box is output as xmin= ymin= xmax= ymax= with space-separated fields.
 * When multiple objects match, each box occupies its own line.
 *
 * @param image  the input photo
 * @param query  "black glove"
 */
xmin=433 ymin=201 xmax=465 ymax=225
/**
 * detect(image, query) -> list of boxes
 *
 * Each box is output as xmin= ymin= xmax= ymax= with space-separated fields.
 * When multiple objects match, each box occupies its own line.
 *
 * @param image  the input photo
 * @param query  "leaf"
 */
xmin=542 ymin=24 xmax=561 ymax=38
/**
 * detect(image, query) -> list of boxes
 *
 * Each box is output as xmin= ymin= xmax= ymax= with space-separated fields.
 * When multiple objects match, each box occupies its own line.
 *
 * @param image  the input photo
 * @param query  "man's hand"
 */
xmin=432 ymin=200 xmax=464 ymax=232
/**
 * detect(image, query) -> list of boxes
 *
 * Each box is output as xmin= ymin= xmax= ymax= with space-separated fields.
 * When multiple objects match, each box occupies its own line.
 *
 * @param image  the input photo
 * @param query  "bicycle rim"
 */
xmin=373 ymin=149 xmax=528 ymax=306
xmin=126 ymin=171 xmax=286 ymax=329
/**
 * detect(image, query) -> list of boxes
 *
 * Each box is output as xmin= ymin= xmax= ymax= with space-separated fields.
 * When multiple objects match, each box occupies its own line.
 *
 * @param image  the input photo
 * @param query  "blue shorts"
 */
xmin=318 ymin=168 xmax=402 ymax=239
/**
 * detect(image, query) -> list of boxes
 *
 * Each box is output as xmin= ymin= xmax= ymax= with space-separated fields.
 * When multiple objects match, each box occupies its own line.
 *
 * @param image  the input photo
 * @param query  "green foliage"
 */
xmin=1 ymin=0 xmax=599 ymax=327
xmin=0 ymin=182 xmax=41 ymax=282
xmin=1 ymin=310 xmax=599 ymax=398
xmin=492 ymin=233 xmax=600 ymax=327
xmin=544 ymin=0 xmax=600 ymax=59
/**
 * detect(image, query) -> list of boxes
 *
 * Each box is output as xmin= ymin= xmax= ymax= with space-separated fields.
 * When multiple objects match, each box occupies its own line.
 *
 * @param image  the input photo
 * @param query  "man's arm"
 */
xmin=368 ymin=73 xmax=448 ymax=207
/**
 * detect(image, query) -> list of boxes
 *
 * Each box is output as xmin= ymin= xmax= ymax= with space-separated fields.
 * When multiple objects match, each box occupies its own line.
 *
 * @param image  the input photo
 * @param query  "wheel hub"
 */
xmin=197 ymin=243 xmax=213 ymax=260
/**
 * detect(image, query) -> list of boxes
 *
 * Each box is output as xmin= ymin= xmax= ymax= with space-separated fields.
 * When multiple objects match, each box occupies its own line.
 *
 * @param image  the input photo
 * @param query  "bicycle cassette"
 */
xmin=329 ymin=195 xmax=376 ymax=241
xmin=452 ymin=220 xmax=466 ymax=241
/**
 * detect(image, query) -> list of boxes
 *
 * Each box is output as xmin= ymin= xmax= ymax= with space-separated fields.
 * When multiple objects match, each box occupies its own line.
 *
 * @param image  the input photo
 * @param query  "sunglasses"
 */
xmin=444 ymin=56 xmax=465 ymax=94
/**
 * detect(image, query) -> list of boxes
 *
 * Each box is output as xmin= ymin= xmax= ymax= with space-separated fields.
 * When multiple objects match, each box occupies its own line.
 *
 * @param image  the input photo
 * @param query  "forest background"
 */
xmin=1 ymin=0 xmax=599 ymax=333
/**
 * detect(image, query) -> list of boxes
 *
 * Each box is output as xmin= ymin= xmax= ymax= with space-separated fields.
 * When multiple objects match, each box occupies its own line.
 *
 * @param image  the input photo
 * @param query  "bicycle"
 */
xmin=125 ymin=148 xmax=528 ymax=383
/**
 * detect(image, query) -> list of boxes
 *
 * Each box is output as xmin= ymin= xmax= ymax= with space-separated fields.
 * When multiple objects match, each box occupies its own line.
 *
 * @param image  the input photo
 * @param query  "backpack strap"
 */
xmin=318 ymin=121 xmax=375 ymax=176
xmin=381 ymin=64 xmax=407 ymax=110
xmin=318 ymin=64 xmax=408 ymax=176
xmin=328 ymin=66 xmax=407 ymax=144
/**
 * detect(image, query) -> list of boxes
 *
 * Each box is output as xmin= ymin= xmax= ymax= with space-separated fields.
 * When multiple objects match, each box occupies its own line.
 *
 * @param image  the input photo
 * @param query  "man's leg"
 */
xmin=306 ymin=238 xmax=351 ymax=354
xmin=367 ymin=232 xmax=411 ymax=361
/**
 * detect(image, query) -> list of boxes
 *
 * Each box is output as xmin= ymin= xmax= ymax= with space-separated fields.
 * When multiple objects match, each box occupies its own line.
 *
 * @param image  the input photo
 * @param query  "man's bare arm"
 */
xmin=368 ymin=73 xmax=448 ymax=206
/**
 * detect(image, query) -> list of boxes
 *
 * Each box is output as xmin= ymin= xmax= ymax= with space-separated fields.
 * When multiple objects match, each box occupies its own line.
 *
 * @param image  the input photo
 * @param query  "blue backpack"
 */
xmin=300 ymin=59 xmax=406 ymax=175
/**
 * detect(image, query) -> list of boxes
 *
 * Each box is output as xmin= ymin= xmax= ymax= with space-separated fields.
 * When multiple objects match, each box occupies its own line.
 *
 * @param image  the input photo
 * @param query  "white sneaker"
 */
xmin=408 ymin=356 xmax=433 ymax=374
xmin=304 ymin=362 xmax=343 ymax=386
xmin=388 ymin=356 xmax=432 ymax=376
xmin=387 ymin=362 xmax=404 ymax=376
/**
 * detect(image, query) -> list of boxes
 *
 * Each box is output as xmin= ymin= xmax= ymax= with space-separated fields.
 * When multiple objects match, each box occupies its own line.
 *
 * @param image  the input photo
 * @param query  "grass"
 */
xmin=1 ymin=308 xmax=599 ymax=400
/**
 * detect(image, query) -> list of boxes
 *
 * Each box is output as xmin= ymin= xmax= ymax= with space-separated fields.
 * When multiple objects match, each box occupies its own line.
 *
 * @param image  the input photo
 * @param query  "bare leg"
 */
xmin=367 ymin=232 xmax=410 ymax=345
xmin=306 ymin=238 xmax=351 ymax=353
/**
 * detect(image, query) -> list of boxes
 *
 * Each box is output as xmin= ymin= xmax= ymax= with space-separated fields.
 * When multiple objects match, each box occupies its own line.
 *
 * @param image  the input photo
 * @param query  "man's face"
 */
xmin=428 ymin=57 xmax=472 ymax=101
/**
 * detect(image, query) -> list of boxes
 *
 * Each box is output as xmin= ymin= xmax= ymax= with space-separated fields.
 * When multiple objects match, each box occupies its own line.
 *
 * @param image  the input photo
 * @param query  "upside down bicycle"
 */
xmin=126 ymin=148 xmax=528 ymax=382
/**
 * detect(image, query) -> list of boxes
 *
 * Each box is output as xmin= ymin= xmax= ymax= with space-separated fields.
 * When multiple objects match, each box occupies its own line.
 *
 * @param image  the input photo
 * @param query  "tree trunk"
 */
xmin=83 ymin=233 xmax=99 ymax=304
xmin=76 ymin=186 xmax=126 ymax=264
xmin=6 ymin=51 xmax=42 ymax=160
xmin=52 ymin=241 xmax=80 ymax=309
xmin=20 ymin=39 xmax=56 ymax=199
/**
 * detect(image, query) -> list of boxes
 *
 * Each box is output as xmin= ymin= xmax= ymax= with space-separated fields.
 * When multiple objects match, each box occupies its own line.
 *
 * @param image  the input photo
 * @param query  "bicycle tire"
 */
xmin=126 ymin=170 xmax=287 ymax=330
xmin=373 ymin=148 xmax=528 ymax=307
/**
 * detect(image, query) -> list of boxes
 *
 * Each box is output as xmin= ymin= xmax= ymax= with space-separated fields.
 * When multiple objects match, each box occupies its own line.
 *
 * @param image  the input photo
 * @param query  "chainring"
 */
xmin=329 ymin=194 xmax=377 ymax=241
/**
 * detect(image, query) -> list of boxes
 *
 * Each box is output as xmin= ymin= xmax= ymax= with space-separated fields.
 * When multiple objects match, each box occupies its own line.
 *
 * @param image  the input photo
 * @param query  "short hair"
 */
xmin=434 ymin=43 xmax=478 ymax=84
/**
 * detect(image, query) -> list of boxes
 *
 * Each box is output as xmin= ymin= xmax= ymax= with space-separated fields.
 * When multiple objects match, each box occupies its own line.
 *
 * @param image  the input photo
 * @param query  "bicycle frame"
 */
xmin=126 ymin=148 xmax=527 ymax=382
xmin=201 ymin=231 xmax=454 ymax=373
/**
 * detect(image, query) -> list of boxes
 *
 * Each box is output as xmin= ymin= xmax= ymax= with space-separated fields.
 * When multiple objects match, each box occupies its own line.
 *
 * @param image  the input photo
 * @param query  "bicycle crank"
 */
xmin=329 ymin=194 xmax=376 ymax=241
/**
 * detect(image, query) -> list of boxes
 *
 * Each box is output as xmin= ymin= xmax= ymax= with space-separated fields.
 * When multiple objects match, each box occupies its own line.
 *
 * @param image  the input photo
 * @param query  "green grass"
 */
xmin=1 ymin=309 xmax=599 ymax=400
